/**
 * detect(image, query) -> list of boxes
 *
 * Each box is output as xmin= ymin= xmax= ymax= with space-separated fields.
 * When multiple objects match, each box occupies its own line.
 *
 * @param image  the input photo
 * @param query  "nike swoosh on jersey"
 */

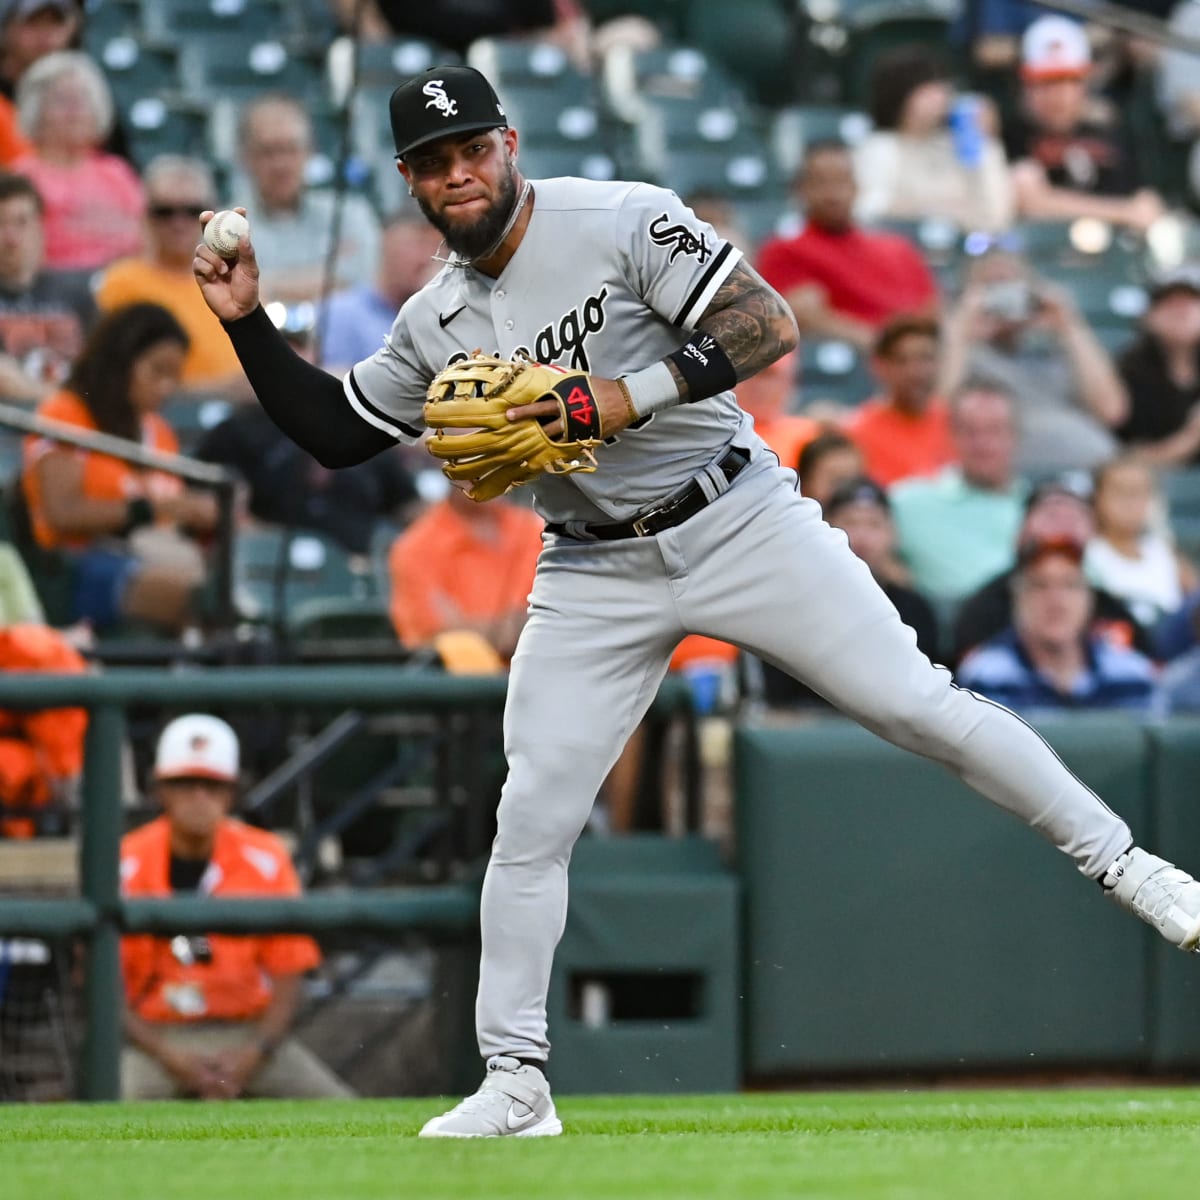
xmin=505 ymin=1103 xmax=539 ymax=1131
xmin=439 ymin=306 xmax=466 ymax=328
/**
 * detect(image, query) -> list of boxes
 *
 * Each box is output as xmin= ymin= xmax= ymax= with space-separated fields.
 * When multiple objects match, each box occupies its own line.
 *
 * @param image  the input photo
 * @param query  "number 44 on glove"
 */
xmin=423 ymin=352 xmax=606 ymax=502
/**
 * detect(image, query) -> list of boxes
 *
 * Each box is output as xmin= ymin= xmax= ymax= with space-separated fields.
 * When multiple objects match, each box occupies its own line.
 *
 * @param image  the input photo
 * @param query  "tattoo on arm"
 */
xmin=692 ymin=260 xmax=799 ymax=383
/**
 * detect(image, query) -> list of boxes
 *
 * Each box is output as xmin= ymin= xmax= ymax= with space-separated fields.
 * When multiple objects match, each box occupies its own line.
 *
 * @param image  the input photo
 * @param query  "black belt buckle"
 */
xmin=631 ymin=506 xmax=668 ymax=537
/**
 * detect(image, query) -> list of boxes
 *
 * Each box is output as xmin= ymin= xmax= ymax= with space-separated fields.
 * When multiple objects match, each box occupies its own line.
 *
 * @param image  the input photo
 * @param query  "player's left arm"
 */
xmin=686 ymin=258 xmax=799 ymax=388
xmin=507 ymin=261 xmax=797 ymax=439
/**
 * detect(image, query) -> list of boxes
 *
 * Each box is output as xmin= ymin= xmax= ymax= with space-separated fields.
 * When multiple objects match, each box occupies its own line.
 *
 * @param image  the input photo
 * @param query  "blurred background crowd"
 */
xmin=4 ymin=0 xmax=1200 ymax=828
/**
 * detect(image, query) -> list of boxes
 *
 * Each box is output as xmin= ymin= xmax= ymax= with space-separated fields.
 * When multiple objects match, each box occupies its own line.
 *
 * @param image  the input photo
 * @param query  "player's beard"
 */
xmin=419 ymin=165 xmax=519 ymax=260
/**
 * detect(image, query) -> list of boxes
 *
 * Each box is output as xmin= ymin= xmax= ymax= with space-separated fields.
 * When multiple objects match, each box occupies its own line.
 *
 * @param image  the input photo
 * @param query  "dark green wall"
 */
xmin=735 ymin=715 xmax=1200 ymax=1081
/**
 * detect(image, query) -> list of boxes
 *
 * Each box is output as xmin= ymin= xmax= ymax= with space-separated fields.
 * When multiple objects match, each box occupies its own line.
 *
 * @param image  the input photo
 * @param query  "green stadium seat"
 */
xmin=601 ymin=42 xmax=746 ymax=126
xmin=160 ymin=396 xmax=233 ymax=457
xmin=327 ymin=36 xmax=459 ymax=107
xmin=681 ymin=0 xmax=800 ymax=107
xmin=82 ymin=0 xmax=143 ymax=48
xmin=518 ymin=143 xmax=620 ymax=182
xmin=285 ymin=595 xmax=395 ymax=643
xmin=140 ymin=0 xmax=297 ymax=44
xmin=98 ymin=37 xmax=181 ymax=112
xmin=233 ymin=528 xmax=377 ymax=627
xmin=770 ymin=104 xmax=873 ymax=178
xmin=468 ymin=38 xmax=592 ymax=103
xmin=178 ymin=35 xmax=325 ymax=106
xmin=124 ymin=97 xmax=209 ymax=170
xmin=634 ymin=95 xmax=766 ymax=178
xmin=799 ymin=338 xmax=874 ymax=408
xmin=1162 ymin=468 xmax=1200 ymax=521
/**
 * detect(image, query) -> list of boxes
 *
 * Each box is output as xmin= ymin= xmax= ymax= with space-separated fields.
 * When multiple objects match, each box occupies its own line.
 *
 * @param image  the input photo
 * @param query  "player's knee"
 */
xmin=492 ymin=745 xmax=604 ymax=863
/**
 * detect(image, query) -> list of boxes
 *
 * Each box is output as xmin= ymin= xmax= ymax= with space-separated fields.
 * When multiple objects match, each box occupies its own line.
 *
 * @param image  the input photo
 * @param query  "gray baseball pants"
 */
xmin=477 ymin=452 xmax=1133 ymax=1061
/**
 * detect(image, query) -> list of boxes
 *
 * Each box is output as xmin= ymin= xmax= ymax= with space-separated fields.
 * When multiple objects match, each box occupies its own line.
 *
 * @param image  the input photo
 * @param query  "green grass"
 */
xmin=5 ymin=1088 xmax=1200 ymax=1199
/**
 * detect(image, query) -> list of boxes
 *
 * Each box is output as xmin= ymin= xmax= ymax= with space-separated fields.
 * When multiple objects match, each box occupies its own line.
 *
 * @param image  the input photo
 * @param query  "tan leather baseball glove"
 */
xmin=423 ymin=352 xmax=605 ymax=502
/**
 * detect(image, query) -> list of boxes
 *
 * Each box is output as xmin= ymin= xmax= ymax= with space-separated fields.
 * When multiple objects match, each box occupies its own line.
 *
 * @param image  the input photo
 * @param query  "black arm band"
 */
xmin=666 ymin=332 xmax=738 ymax=403
xmin=119 ymin=496 xmax=154 ymax=537
xmin=221 ymin=306 xmax=397 ymax=468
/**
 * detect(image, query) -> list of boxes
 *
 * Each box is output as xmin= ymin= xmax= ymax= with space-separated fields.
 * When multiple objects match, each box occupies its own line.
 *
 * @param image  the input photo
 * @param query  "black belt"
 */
xmin=545 ymin=446 xmax=750 ymax=541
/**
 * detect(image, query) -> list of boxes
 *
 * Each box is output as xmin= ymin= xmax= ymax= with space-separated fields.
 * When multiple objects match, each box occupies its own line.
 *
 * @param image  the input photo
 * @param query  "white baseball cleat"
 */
xmin=1104 ymin=847 xmax=1200 ymax=951
xmin=419 ymin=1055 xmax=563 ymax=1138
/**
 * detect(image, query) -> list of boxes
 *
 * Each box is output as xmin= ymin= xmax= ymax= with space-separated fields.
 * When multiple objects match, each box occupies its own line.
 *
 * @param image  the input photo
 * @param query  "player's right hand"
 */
xmin=192 ymin=206 xmax=260 ymax=322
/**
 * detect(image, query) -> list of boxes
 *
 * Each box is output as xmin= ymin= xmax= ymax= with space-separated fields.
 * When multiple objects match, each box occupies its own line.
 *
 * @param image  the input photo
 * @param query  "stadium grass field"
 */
xmin=6 ymin=1088 xmax=1200 ymax=1200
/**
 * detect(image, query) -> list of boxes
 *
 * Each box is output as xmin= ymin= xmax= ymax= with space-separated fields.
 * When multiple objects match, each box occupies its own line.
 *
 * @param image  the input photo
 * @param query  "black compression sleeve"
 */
xmin=221 ymin=305 xmax=398 ymax=469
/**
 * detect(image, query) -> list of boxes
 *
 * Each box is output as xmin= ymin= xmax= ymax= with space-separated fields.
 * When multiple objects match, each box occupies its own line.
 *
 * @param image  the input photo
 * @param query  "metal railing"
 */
xmin=0 ymin=400 xmax=239 ymax=627
xmin=0 ymin=667 xmax=696 ymax=1099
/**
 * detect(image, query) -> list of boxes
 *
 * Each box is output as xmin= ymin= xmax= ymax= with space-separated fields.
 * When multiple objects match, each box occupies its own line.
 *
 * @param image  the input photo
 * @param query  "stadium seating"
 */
xmin=96 ymin=37 xmax=181 ymax=113
xmin=82 ymin=0 xmax=143 ymax=47
xmin=769 ymin=104 xmax=872 ymax=179
xmin=232 ymin=527 xmax=377 ymax=628
xmin=177 ymin=34 xmax=325 ymax=107
xmin=799 ymin=338 xmax=875 ymax=408
xmin=140 ymin=0 xmax=299 ymax=45
xmin=124 ymin=97 xmax=209 ymax=170
xmin=601 ymin=43 xmax=745 ymax=127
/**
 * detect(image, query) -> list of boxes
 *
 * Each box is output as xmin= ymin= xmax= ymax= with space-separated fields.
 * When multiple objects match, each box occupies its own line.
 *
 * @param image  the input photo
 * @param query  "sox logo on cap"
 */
xmin=423 ymin=80 xmax=458 ymax=118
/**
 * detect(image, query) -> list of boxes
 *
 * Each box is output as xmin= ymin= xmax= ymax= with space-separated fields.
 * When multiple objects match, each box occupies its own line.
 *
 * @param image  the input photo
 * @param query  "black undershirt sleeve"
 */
xmin=221 ymin=305 xmax=399 ymax=469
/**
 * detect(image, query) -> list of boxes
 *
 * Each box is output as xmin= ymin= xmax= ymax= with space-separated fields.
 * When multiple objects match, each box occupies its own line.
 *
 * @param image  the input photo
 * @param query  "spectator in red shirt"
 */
xmin=843 ymin=316 xmax=955 ymax=487
xmin=755 ymin=140 xmax=938 ymax=353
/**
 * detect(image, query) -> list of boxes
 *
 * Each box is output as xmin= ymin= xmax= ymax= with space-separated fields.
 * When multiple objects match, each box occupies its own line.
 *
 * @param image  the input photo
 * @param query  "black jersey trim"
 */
xmin=672 ymin=243 xmax=739 ymax=330
xmin=344 ymin=368 xmax=422 ymax=442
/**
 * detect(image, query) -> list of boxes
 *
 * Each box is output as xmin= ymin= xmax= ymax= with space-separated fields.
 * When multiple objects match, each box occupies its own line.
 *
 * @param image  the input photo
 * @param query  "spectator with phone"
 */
xmin=852 ymin=43 xmax=1014 ymax=233
xmin=939 ymin=248 xmax=1127 ymax=474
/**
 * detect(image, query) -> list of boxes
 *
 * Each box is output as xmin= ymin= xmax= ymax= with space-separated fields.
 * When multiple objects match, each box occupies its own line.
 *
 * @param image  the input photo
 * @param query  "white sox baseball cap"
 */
xmin=154 ymin=714 xmax=239 ymax=783
xmin=390 ymin=65 xmax=508 ymax=159
xmin=1021 ymin=15 xmax=1091 ymax=81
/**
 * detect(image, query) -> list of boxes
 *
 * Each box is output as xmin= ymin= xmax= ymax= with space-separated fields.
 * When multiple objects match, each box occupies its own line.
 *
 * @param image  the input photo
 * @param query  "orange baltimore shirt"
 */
xmin=388 ymin=499 xmax=544 ymax=648
xmin=120 ymin=816 xmax=320 ymax=1023
xmin=22 ymin=390 xmax=183 ymax=551
xmin=97 ymin=260 xmax=243 ymax=385
xmin=842 ymin=397 xmax=955 ymax=488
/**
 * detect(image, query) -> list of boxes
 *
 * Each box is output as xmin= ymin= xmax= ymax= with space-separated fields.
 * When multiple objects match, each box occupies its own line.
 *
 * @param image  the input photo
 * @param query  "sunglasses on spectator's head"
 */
xmin=149 ymin=204 xmax=205 ymax=220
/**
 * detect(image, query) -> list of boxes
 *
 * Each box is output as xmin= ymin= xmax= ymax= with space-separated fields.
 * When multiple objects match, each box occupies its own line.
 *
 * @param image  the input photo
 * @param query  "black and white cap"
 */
xmin=390 ymin=65 xmax=508 ymax=160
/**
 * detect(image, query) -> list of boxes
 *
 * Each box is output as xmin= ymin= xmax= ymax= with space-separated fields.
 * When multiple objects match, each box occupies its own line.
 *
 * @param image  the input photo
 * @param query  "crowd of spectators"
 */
xmin=4 ymin=0 xmax=1200 ymax=847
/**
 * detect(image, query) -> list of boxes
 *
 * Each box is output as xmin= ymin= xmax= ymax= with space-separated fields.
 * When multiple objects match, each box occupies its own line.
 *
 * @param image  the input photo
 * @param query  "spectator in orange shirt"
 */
xmin=388 ymin=484 xmax=543 ymax=668
xmin=97 ymin=155 xmax=249 ymax=398
xmin=121 ymin=714 xmax=353 ymax=1100
xmin=733 ymin=348 xmax=818 ymax=474
xmin=844 ymin=316 xmax=955 ymax=487
xmin=21 ymin=303 xmax=218 ymax=632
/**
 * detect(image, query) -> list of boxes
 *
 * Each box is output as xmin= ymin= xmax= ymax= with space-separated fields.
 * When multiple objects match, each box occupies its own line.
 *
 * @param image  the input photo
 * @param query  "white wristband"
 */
xmin=621 ymin=361 xmax=679 ymax=419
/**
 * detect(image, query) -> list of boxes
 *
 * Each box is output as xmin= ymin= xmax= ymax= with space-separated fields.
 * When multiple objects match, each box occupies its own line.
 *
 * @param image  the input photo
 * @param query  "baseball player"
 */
xmin=194 ymin=65 xmax=1200 ymax=1138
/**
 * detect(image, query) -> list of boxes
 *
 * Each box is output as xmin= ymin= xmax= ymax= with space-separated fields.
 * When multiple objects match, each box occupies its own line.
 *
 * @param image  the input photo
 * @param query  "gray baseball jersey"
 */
xmin=345 ymin=177 xmax=761 ymax=523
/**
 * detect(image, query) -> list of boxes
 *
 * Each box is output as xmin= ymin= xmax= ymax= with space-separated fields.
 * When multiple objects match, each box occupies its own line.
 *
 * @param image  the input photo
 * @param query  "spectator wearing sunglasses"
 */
xmin=96 ymin=155 xmax=249 ymax=398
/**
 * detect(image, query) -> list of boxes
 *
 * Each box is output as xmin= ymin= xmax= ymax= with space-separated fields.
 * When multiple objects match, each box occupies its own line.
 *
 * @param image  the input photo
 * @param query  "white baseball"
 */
xmin=202 ymin=210 xmax=249 ymax=258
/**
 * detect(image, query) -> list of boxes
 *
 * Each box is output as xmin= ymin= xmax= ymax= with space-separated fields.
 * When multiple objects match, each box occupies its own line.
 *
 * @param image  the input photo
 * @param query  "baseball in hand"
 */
xmin=202 ymin=210 xmax=249 ymax=258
